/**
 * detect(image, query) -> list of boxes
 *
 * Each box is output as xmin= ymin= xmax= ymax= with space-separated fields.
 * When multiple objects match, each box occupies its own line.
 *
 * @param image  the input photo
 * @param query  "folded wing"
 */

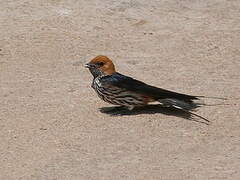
xmin=101 ymin=73 xmax=198 ymax=100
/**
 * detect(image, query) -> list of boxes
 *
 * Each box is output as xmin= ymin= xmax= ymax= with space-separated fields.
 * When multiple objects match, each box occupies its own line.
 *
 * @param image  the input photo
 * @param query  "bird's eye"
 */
xmin=96 ymin=62 xmax=104 ymax=66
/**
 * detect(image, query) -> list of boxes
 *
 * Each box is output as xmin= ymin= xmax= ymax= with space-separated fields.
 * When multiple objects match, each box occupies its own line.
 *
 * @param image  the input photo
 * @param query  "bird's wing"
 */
xmin=101 ymin=73 xmax=199 ymax=101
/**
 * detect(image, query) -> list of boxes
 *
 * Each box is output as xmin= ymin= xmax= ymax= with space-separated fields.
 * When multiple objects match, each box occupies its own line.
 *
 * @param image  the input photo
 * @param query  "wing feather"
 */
xmin=101 ymin=73 xmax=199 ymax=101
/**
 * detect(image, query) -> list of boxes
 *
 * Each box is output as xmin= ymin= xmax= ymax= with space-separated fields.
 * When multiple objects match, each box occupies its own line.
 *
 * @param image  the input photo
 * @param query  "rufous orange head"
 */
xmin=85 ymin=55 xmax=116 ymax=77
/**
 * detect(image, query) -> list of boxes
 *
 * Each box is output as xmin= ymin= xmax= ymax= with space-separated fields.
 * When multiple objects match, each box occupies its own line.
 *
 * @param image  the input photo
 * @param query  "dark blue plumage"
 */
xmin=101 ymin=72 xmax=199 ymax=103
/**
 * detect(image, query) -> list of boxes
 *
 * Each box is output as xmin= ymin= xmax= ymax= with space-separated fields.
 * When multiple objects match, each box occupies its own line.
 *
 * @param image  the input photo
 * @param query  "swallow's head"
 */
xmin=85 ymin=55 xmax=116 ymax=77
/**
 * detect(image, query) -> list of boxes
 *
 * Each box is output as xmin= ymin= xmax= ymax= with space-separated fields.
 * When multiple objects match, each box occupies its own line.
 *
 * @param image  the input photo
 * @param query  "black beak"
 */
xmin=84 ymin=63 xmax=93 ymax=68
xmin=84 ymin=63 xmax=90 ymax=68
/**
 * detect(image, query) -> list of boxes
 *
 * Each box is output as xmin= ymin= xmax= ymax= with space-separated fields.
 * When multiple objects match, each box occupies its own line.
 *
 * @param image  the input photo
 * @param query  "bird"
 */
xmin=84 ymin=55 xmax=223 ymax=123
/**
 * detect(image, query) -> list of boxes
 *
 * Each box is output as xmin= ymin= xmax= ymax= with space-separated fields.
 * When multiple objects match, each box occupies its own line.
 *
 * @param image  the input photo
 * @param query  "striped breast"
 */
xmin=91 ymin=76 xmax=149 ymax=108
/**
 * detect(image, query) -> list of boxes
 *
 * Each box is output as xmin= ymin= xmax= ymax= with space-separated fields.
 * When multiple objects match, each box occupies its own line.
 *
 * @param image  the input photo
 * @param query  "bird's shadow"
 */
xmin=99 ymin=104 xmax=210 ymax=125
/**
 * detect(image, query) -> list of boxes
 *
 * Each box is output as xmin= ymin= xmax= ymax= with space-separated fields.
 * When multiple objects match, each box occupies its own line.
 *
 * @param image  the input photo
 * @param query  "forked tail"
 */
xmin=157 ymin=96 xmax=227 ymax=124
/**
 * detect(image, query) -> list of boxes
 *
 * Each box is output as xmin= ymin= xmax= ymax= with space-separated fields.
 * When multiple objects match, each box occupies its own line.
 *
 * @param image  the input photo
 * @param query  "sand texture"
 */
xmin=0 ymin=0 xmax=240 ymax=179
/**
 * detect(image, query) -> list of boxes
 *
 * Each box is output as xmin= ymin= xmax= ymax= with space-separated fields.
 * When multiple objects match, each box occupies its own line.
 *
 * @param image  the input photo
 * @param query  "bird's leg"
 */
xmin=126 ymin=105 xmax=135 ymax=111
xmin=102 ymin=105 xmax=135 ymax=116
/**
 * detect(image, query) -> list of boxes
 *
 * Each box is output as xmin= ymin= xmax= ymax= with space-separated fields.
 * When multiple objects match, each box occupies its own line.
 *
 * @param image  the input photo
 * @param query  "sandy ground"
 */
xmin=0 ymin=0 xmax=240 ymax=179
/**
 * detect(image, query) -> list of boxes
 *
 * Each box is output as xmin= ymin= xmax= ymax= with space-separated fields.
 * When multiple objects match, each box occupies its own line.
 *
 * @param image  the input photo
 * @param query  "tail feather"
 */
xmin=158 ymin=98 xmax=201 ymax=111
xmin=196 ymin=96 xmax=227 ymax=100
xmin=158 ymin=98 xmax=210 ymax=124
